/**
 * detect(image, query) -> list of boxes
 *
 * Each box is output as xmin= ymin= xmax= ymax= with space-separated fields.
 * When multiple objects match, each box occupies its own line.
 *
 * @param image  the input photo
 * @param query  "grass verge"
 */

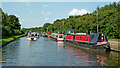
xmin=0 ymin=34 xmax=26 ymax=47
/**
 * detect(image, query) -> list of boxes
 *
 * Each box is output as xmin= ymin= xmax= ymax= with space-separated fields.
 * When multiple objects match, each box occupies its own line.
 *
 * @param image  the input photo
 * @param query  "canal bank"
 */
xmin=0 ymin=34 xmax=26 ymax=47
xmin=108 ymin=40 xmax=120 ymax=52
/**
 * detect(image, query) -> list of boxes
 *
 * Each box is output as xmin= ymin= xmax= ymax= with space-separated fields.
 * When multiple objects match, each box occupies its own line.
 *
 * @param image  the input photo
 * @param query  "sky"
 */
xmin=2 ymin=0 xmax=119 ymax=2
xmin=2 ymin=2 xmax=118 ymax=28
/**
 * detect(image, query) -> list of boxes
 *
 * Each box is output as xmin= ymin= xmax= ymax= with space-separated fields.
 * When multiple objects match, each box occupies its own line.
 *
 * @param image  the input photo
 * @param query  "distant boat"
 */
xmin=42 ymin=32 xmax=48 ymax=37
xmin=27 ymin=36 xmax=37 ymax=41
xmin=27 ymin=32 xmax=39 ymax=41
xmin=50 ymin=33 xmax=64 ymax=41
xmin=47 ymin=32 xmax=51 ymax=38
xmin=47 ymin=32 xmax=51 ymax=35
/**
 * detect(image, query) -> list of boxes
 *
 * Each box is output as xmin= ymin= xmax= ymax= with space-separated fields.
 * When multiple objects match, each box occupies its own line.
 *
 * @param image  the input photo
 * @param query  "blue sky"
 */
xmin=2 ymin=0 xmax=119 ymax=2
xmin=2 ymin=2 xmax=116 ymax=28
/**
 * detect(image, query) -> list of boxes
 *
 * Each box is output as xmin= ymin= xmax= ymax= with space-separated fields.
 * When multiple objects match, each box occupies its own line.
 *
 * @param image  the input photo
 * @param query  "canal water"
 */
xmin=2 ymin=37 xmax=120 ymax=66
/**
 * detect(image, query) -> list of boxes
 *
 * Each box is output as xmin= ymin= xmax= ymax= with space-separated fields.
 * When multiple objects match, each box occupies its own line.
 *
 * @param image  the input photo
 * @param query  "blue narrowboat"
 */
xmin=42 ymin=32 xmax=48 ymax=37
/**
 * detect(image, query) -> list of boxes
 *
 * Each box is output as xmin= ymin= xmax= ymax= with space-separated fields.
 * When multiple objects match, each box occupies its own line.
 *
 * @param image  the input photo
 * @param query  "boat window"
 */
xmin=85 ymin=37 xmax=87 ymax=40
xmin=56 ymin=35 xmax=58 ymax=37
xmin=80 ymin=37 xmax=82 ymax=40
xmin=83 ymin=37 xmax=84 ymax=40
xmin=69 ymin=31 xmax=71 ymax=33
xmin=59 ymin=35 xmax=63 ymax=38
xmin=71 ymin=31 xmax=74 ymax=33
xmin=98 ymin=34 xmax=102 ymax=42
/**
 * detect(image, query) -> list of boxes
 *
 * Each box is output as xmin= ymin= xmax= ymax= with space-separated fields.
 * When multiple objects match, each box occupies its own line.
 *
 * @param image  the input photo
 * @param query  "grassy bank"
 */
xmin=108 ymin=40 xmax=120 ymax=52
xmin=0 ymin=34 xmax=26 ymax=47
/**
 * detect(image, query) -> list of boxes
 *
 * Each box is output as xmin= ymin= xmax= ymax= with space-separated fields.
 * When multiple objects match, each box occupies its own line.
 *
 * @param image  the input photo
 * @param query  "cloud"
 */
xmin=68 ymin=8 xmax=90 ymax=16
xmin=19 ymin=19 xmax=24 ymax=24
xmin=41 ymin=11 xmax=51 ymax=15
xmin=41 ymin=5 xmax=48 ymax=7
xmin=15 ymin=14 xmax=20 ymax=18
xmin=44 ymin=18 xmax=49 ymax=21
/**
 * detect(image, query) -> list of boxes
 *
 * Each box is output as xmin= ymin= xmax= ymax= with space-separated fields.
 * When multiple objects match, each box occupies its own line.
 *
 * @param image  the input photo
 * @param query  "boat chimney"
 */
xmin=96 ymin=6 xmax=99 ymax=33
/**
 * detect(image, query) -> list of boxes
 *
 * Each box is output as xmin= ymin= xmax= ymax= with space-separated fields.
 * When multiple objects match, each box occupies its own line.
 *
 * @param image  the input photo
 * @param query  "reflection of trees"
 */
xmin=0 ymin=48 xmax=2 ymax=67
xmin=2 ymin=39 xmax=20 ymax=66
xmin=65 ymin=43 xmax=119 ymax=66
xmin=95 ymin=51 xmax=119 ymax=66
xmin=106 ymin=51 xmax=119 ymax=66
xmin=96 ymin=55 xmax=106 ymax=66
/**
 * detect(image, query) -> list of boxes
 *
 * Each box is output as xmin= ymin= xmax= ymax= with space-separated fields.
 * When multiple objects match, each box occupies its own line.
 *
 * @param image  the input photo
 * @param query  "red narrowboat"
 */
xmin=65 ymin=30 xmax=111 ymax=51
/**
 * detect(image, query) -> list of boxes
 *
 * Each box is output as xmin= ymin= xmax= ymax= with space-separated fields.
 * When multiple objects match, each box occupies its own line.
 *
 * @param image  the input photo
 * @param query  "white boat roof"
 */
xmin=75 ymin=33 xmax=86 ymax=35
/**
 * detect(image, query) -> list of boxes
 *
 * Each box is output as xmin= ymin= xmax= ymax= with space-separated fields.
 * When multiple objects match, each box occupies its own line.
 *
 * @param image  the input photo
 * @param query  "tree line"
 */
xmin=0 ymin=8 xmax=24 ymax=38
xmin=22 ymin=2 xmax=119 ymax=39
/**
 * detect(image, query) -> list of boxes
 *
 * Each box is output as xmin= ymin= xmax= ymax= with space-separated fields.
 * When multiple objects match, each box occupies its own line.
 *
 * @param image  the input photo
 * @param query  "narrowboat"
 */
xmin=42 ymin=32 xmax=48 ymax=37
xmin=65 ymin=30 xmax=111 ymax=51
xmin=47 ymin=32 xmax=51 ymax=35
xmin=47 ymin=32 xmax=51 ymax=38
xmin=27 ymin=36 xmax=37 ymax=41
xmin=50 ymin=33 xmax=64 ymax=41
xmin=57 ymin=34 xmax=64 ymax=41
xmin=27 ymin=32 xmax=38 ymax=41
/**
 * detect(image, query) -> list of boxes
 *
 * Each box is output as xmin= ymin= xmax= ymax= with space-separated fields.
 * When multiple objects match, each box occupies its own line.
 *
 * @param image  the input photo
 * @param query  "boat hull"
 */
xmin=65 ymin=39 xmax=110 ymax=51
xmin=50 ymin=36 xmax=57 ymax=41
xmin=50 ymin=35 xmax=64 ymax=41
xmin=57 ymin=38 xmax=64 ymax=41
xmin=57 ymin=40 xmax=64 ymax=41
xmin=27 ymin=37 xmax=31 ymax=41
xmin=42 ymin=36 xmax=48 ymax=37
xmin=27 ymin=37 xmax=37 ymax=41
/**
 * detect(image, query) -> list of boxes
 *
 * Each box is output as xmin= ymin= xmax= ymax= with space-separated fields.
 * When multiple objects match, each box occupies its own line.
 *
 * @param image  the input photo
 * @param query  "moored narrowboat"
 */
xmin=50 ymin=33 xmax=64 ymax=41
xmin=65 ymin=30 xmax=111 ymax=51
xmin=42 ymin=32 xmax=48 ymax=37
xmin=57 ymin=34 xmax=64 ymax=41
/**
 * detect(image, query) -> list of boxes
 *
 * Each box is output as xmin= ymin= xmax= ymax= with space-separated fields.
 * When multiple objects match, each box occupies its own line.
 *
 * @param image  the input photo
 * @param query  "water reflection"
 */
xmin=65 ymin=44 xmax=119 ymax=66
xmin=27 ymin=40 xmax=34 ymax=48
xmin=65 ymin=45 xmax=90 ymax=66
xmin=2 ymin=39 xmax=20 ymax=66
xmin=57 ymin=41 xmax=64 ymax=48
xmin=96 ymin=55 xmax=106 ymax=66
xmin=0 ymin=48 xmax=2 ymax=67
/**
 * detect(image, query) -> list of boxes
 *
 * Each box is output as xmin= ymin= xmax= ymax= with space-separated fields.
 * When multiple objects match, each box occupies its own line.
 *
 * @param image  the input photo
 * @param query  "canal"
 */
xmin=2 ymin=37 xmax=120 ymax=66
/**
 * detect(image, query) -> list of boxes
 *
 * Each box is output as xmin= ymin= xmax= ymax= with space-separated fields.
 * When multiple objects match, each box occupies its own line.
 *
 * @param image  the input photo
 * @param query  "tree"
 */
xmin=1 ymin=8 xmax=23 ymax=38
